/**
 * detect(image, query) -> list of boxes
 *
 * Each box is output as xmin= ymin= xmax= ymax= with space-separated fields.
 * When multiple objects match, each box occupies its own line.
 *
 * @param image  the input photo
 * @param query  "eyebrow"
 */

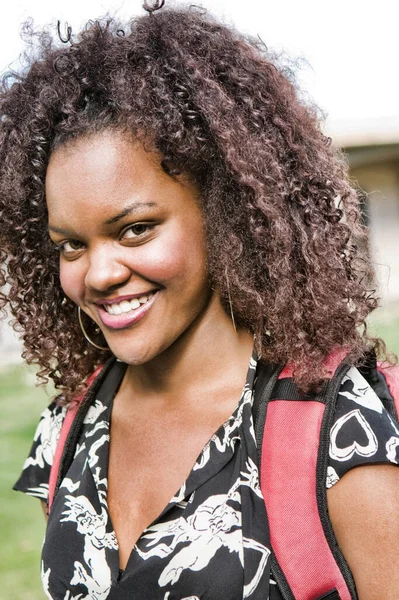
xmin=48 ymin=201 xmax=157 ymax=235
xmin=104 ymin=201 xmax=157 ymax=225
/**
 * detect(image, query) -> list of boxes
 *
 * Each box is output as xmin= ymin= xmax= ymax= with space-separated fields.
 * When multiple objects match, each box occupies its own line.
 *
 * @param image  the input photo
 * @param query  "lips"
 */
xmin=95 ymin=291 xmax=159 ymax=330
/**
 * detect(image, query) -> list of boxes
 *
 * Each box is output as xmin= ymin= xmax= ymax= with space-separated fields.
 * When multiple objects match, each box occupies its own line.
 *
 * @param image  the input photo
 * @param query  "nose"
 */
xmin=84 ymin=243 xmax=131 ymax=292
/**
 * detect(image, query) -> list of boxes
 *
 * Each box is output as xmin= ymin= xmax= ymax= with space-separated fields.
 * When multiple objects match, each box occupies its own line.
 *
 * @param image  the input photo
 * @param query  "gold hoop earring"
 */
xmin=225 ymin=269 xmax=237 ymax=333
xmin=78 ymin=307 xmax=109 ymax=351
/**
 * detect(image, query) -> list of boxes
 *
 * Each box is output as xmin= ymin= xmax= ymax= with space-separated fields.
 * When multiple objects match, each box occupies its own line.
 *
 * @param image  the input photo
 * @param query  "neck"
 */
xmin=122 ymin=294 xmax=254 ymax=401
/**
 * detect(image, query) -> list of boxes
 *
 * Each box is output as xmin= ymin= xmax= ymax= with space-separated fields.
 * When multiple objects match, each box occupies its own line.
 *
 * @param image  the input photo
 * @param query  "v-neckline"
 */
xmin=86 ymin=354 xmax=257 ymax=582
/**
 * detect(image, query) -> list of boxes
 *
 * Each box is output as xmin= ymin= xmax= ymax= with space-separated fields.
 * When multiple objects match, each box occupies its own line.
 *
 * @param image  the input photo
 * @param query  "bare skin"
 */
xmin=327 ymin=464 xmax=399 ymax=600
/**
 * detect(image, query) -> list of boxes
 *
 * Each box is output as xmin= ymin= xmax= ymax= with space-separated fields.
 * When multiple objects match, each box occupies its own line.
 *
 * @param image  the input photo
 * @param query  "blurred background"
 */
xmin=1 ymin=1 xmax=398 ymax=598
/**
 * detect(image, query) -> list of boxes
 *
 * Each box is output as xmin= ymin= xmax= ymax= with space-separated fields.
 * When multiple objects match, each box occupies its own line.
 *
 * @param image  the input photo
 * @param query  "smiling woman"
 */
xmin=1 ymin=2 xmax=399 ymax=600
xmin=46 ymin=132 xmax=211 ymax=366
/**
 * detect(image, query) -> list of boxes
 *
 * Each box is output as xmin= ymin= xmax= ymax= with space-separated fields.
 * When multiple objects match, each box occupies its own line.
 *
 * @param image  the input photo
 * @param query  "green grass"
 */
xmin=0 ymin=366 xmax=53 ymax=600
xmin=368 ymin=307 xmax=399 ymax=357
xmin=1 ymin=312 xmax=398 ymax=598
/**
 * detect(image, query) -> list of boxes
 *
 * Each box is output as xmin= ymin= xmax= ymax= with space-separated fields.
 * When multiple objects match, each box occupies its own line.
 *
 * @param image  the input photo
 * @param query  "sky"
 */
xmin=0 ymin=0 xmax=398 ymax=126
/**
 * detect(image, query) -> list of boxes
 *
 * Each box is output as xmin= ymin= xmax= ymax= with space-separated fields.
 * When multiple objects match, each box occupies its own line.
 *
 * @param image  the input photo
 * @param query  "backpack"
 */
xmin=47 ymin=351 xmax=399 ymax=600
xmin=252 ymin=350 xmax=399 ymax=600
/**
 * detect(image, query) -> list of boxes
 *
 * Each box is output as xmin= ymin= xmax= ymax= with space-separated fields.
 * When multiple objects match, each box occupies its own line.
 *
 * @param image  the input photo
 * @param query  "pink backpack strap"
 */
xmin=377 ymin=361 xmax=399 ymax=418
xmin=255 ymin=352 xmax=356 ymax=600
xmin=47 ymin=367 xmax=103 ymax=514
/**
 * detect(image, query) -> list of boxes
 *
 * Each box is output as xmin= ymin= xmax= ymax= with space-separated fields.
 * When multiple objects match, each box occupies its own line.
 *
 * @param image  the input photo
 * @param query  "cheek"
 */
xmin=139 ymin=227 xmax=207 ymax=286
xmin=59 ymin=261 xmax=85 ymax=304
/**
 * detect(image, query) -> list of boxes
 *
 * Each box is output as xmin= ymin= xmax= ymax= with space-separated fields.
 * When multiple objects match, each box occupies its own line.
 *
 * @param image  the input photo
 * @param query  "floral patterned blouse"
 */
xmin=14 ymin=357 xmax=399 ymax=600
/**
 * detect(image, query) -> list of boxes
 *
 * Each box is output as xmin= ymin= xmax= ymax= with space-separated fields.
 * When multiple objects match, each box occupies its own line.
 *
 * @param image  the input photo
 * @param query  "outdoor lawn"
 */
xmin=0 ymin=366 xmax=52 ymax=600
xmin=1 ymin=312 xmax=399 ymax=600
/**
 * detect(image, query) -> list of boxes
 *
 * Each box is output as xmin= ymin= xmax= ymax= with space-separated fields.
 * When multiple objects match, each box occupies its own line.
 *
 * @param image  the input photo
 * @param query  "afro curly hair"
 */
xmin=0 ymin=5 xmax=382 ymax=400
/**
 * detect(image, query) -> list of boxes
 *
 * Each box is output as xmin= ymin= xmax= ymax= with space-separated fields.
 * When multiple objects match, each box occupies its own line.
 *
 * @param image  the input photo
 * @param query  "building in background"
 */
xmin=329 ymin=115 xmax=399 ymax=306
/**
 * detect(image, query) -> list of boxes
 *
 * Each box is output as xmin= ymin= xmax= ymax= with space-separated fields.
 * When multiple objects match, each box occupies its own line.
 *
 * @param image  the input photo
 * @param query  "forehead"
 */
xmin=46 ymin=132 xmax=161 ymax=202
xmin=45 ymin=130 xmax=199 ymax=225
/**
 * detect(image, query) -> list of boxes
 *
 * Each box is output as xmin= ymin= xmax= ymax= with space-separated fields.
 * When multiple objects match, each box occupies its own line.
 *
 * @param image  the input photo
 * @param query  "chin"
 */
xmin=109 ymin=346 xmax=155 ymax=366
xmin=103 ymin=309 xmax=202 ymax=366
xmin=106 ymin=335 xmax=168 ymax=366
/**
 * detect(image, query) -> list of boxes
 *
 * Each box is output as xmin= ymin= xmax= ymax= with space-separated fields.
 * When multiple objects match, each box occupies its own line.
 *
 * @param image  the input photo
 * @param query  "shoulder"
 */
xmin=328 ymin=463 xmax=399 ymax=598
xmin=326 ymin=366 xmax=399 ymax=489
xmin=326 ymin=366 xmax=399 ymax=596
xmin=13 ymin=400 xmax=68 ymax=501
xmin=29 ymin=400 xmax=68 ymax=465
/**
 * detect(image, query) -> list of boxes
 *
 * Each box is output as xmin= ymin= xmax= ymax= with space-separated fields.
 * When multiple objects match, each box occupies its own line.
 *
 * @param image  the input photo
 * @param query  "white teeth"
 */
xmin=103 ymin=292 xmax=154 ymax=315
xmin=119 ymin=300 xmax=133 ymax=314
xmin=129 ymin=298 xmax=140 ymax=310
xmin=113 ymin=303 xmax=122 ymax=315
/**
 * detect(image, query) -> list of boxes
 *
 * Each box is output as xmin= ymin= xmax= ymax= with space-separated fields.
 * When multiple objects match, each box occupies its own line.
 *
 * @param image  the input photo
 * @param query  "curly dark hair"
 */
xmin=0 ymin=4 xmax=382 ymax=400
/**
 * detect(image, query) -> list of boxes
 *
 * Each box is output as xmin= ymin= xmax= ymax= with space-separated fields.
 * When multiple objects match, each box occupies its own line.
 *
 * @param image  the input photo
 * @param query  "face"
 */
xmin=46 ymin=130 xmax=213 ymax=365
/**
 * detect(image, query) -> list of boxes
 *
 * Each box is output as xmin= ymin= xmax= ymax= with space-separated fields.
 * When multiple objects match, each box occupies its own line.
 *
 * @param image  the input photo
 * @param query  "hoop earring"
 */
xmin=78 ymin=307 xmax=109 ymax=351
xmin=225 ymin=269 xmax=237 ymax=333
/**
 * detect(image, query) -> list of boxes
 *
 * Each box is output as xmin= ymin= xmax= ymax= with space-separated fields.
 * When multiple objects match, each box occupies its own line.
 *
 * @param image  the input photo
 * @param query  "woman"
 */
xmin=2 ymin=3 xmax=399 ymax=599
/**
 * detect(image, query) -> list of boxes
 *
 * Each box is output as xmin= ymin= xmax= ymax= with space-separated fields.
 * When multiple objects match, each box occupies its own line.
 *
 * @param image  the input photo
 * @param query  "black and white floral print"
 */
xmin=14 ymin=361 xmax=399 ymax=600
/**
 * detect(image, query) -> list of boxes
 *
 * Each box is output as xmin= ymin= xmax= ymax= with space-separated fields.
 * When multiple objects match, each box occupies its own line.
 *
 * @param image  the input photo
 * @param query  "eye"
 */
xmin=64 ymin=240 xmax=84 ymax=251
xmin=54 ymin=239 xmax=85 ymax=257
xmin=121 ymin=223 xmax=153 ymax=240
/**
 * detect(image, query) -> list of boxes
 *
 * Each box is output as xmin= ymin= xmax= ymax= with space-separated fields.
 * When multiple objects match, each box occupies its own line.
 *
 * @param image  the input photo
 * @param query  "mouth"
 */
xmin=95 ymin=291 xmax=159 ymax=330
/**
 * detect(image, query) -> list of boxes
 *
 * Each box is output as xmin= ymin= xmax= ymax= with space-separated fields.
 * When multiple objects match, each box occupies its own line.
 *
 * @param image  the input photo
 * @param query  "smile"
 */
xmin=102 ymin=292 xmax=155 ymax=315
xmin=96 ymin=291 xmax=158 ymax=330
